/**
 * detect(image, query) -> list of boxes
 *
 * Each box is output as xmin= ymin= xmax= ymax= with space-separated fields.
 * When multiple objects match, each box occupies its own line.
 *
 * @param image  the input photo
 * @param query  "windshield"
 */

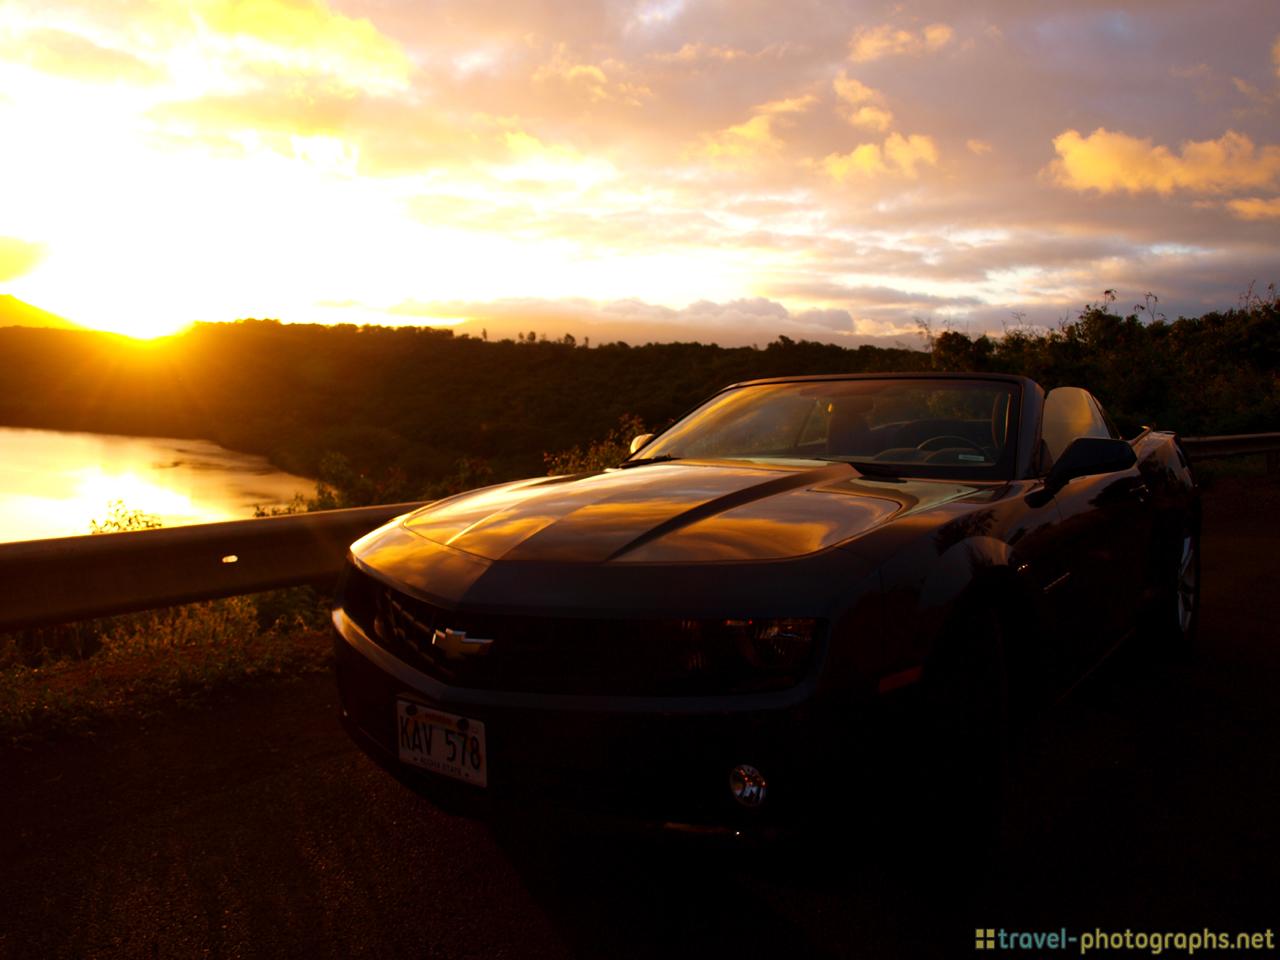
xmin=633 ymin=378 xmax=1019 ymax=480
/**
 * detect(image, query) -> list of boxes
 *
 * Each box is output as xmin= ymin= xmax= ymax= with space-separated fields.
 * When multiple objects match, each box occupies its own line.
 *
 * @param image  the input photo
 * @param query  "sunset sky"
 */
xmin=0 ymin=0 xmax=1277 ymax=344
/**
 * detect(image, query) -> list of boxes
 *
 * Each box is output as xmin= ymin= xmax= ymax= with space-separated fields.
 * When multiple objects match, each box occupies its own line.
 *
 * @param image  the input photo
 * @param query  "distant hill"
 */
xmin=0 ymin=299 xmax=1274 ymax=506
xmin=0 ymin=295 xmax=82 ymax=330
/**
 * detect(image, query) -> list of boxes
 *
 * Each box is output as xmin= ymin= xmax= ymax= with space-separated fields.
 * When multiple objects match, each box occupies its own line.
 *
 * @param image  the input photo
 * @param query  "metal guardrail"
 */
xmin=1 ymin=431 xmax=1277 ymax=633
xmin=0 ymin=502 xmax=426 ymax=633
xmin=1180 ymin=433 xmax=1280 ymax=460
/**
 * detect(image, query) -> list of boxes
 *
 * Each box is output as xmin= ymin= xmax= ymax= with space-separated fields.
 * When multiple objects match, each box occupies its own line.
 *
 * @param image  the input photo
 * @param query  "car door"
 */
xmin=1040 ymin=387 xmax=1152 ymax=673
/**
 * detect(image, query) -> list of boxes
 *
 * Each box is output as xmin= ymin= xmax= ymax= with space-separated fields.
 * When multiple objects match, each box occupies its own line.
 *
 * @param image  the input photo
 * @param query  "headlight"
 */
xmin=724 ymin=618 xmax=816 ymax=672
xmin=755 ymin=618 xmax=817 ymax=671
xmin=674 ymin=617 xmax=819 ymax=692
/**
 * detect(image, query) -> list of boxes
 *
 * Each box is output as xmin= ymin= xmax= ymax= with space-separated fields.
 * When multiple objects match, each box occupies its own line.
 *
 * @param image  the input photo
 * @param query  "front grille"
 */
xmin=339 ymin=564 xmax=818 ymax=697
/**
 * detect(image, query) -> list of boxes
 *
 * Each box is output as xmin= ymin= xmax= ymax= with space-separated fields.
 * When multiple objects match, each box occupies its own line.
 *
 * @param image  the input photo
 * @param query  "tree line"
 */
xmin=0 ymin=288 xmax=1274 ymax=506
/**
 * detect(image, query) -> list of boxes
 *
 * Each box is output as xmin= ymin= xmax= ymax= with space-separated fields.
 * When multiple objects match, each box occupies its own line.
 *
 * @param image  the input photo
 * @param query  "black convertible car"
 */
xmin=333 ymin=373 xmax=1199 ymax=836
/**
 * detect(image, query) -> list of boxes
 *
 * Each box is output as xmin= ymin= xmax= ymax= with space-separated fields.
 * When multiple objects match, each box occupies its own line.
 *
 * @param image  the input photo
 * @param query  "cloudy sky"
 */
xmin=0 ymin=0 xmax=1276 ymax=344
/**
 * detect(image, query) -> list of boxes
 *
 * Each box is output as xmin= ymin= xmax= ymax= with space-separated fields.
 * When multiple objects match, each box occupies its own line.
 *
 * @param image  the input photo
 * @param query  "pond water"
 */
xmin=0 ymin=427 xmax=313 ymax=543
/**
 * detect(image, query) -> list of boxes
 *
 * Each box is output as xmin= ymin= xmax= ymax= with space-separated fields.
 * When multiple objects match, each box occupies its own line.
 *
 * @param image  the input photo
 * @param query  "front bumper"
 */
xmin=333 ymin=607 xmax=865 ymax=836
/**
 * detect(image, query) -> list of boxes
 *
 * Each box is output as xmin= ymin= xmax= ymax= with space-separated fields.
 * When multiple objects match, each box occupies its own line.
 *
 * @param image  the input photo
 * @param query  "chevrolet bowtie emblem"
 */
xmin=431 ymin=627 xmax=495 ymax=660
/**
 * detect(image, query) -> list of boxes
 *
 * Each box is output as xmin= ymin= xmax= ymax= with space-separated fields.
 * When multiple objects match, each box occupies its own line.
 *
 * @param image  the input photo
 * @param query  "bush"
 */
xmin=544 ymin=414 xmax=648 ymax=474
xmin=0 ymin=503 xmax=332 ymax=741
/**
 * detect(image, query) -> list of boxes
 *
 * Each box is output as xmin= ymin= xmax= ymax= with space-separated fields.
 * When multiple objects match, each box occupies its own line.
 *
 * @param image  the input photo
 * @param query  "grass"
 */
xmin=0 ymin=589 xmax=332 ymax=744
xmin=1191 ymin=453 xmax=1277 ymax=491
xmin=0 ymin=501 xmax=335 ymax=744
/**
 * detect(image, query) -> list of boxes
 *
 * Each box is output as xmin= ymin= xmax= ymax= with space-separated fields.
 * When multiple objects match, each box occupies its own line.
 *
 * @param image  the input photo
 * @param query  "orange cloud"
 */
xmin=1231 ymin=76 xmax=1273 ymax=105
xmin=1228 ymin=197 xmax=1280 ymax=219
xmin=652 ymin=42 xmax=748 ymax=63
xmin=823 ymin=132 xmax=938 ymax=181
xmin=703 ymin=116 xmax=781 ymax=159
xmin=966 ymin=139 xmax=993 ymax=155
xmin=848 ymin=106 xmax=893 ymax=132
xmin=849 ymin=22 xmax=953 ymax=63
xmin=1049 ymin=128 xmax=1280 ymax=195
xmin=702 ymin=94 xmax=816 ymax=159
xmin=833 ymin=72 xmax=893 ymax=131
xmin=1274 ymin=34 xmax=1280 ymax=77
xmin=533 ymin=45 xmax=651 ymax=105
xmin=833 ymin=73 xmax=877 ymax=105
xmin=756 ymin=95 xmax=819 ymax=116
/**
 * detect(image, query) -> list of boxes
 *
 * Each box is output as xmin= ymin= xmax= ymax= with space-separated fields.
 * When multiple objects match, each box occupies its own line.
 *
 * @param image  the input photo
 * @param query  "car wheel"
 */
xmin=1170 ymin=518 xmax=1202 ymax=651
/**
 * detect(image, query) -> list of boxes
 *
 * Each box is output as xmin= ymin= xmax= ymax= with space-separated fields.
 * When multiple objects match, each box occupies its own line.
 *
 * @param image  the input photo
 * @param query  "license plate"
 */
xmin=395 ymin=699 xmax=487 ymax=787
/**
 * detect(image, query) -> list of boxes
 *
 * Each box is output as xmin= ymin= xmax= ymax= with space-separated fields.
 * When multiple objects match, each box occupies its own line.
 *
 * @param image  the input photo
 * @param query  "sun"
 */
xmin=91 ymin=313 xmax=196 ymax=340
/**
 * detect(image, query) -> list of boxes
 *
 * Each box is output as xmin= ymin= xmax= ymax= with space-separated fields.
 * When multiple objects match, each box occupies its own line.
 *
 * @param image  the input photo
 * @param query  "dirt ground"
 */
xmin=1 ymin=473 xmax=1277 ymax=959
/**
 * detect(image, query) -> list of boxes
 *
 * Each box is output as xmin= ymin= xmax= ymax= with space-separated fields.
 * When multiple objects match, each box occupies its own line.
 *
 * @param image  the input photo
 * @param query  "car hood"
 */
xmin=400 ymin=461 xmax=980 ymax=564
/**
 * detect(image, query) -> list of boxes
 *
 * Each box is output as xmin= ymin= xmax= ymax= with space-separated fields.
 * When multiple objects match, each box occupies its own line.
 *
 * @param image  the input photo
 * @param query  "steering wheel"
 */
xmin=915 ymin=435 xmax=986 ymax=452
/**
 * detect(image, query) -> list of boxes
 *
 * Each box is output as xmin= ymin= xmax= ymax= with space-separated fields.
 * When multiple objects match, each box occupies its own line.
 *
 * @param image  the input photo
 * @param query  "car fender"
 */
xmin=919 ymin=535 xmax=1013 ymax=613
xmin=867 ymin=531 xmax=1021 ymax=686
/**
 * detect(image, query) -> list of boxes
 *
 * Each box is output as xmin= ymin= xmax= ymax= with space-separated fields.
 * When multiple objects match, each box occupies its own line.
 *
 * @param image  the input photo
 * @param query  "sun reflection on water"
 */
xmin=0 ymin=428 xmax=312 ymax=543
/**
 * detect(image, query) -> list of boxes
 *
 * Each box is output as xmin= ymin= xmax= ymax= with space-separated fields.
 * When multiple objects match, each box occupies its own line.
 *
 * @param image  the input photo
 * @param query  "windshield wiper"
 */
xmin=814 ymin=457 xmax=904 ymax=478
xmin=618 ymin=454 xmax=682 ymax=469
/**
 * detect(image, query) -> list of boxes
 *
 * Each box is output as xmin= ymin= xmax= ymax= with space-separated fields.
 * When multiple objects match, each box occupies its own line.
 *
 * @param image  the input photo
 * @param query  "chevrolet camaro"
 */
xmin=332 ymin=373 xmax=1200 ymax=837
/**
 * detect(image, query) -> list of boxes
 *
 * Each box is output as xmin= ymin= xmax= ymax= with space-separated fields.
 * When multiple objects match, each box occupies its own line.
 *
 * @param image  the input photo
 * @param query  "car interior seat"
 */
xmin=825 ymin=395 xmax=875 ymax=457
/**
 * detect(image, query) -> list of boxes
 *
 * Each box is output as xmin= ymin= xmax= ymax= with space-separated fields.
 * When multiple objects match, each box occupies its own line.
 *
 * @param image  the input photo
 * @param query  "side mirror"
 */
xmin=1045 ymin=437 xmax=1136 ymax=494
xmin=629 ymin=433 xmax=655 ymax=455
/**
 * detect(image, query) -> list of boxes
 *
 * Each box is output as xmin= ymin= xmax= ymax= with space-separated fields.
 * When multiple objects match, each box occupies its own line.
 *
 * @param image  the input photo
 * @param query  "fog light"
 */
xmin=729 ymin=764 xmax=767 ymax=808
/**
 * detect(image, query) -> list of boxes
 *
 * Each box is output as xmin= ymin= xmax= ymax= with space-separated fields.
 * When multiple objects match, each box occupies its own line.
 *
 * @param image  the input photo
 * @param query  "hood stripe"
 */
xmin=603 ymin=464 xmax=848 ymax=562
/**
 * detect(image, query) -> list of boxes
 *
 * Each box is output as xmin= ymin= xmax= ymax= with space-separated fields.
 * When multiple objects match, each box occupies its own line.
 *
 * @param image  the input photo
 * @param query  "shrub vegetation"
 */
xmin=0 ymin=506 xmax=330 ymax=742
